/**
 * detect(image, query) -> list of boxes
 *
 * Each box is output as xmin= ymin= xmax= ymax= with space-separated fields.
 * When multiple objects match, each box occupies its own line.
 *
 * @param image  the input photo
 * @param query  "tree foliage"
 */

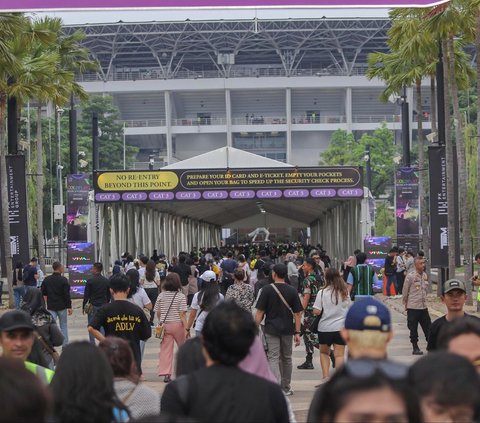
xmin=320 ymin=126 xmax=398 ymax=197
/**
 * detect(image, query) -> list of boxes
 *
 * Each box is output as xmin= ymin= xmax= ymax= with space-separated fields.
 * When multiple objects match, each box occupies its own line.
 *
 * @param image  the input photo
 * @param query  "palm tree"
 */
xmin=427 ymin=0 xmax=475 ymax=302
xmin=367 ymin=9 xmax=436 ymax=279
xmin=0 ymin=14 xmax=58 ymax=307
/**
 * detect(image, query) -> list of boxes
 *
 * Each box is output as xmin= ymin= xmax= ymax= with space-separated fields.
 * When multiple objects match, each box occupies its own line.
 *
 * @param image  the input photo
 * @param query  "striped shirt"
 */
xmin=154 ymin=291 xmax=187 ymax=323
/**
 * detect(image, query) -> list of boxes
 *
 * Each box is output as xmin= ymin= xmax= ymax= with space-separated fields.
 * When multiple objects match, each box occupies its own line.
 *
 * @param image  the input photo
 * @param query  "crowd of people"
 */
xmin=0 ymin=243 xmax=479 ymax=422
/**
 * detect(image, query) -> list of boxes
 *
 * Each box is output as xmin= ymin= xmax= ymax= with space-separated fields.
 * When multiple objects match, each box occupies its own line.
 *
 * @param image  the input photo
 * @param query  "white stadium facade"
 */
xmin=67 ymin=16 xmax=432 ymax=169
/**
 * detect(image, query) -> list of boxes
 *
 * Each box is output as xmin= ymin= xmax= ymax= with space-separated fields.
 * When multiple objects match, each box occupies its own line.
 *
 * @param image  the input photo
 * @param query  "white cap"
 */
xmin=200 ymin=270 xmax=217 ymax=282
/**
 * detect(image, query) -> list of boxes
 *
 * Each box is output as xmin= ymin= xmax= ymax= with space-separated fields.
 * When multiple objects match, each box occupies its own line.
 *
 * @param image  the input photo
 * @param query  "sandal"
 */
xmin=163 ymin=375 xmax=171 ymax=383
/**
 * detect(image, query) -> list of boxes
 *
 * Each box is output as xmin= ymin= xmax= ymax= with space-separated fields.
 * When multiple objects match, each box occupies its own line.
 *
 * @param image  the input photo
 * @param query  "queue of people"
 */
xmin=0 ymin=245 xmax=479 ymax=423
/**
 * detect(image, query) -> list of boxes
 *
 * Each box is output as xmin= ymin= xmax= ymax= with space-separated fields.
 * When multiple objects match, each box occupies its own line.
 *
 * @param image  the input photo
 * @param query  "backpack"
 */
xmin=157 ymin=262 xmax=167 ymax=279
xmin=351 ymin=265 xmax=375 ymax=300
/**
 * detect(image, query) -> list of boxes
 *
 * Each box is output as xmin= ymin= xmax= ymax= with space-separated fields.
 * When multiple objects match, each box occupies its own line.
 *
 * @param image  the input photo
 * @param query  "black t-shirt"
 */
xmin=256 ymin=282 xmax=303 ymax=336
xmin=90 ymin=300 xmax=151 ymax=371
xmin=23 ymin=264 xmax=38 ymax=287
xmin=427 ymin=313 xmax=480 ymax=351
xmin=161 ymin=365 xmax=289 ymax=423
xmin=41 ymin=273 xmax=72 ymax=311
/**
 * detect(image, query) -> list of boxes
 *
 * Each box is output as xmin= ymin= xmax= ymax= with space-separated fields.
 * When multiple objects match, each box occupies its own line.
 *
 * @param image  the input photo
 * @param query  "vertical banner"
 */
xmin=67 ymin=174 xmax=90 ymax=241
xmin=395 ymin=167 xmax=420 ymax=252
xmin=7 ymin=155 xmax=30 ymax=266
xmin=67 ymin=242 xmax=95 ymax=297
xmin=428 ymin=146 xmax=460 ymax=267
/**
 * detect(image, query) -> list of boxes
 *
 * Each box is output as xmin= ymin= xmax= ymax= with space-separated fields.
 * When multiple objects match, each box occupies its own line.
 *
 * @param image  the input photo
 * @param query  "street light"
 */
xmin=56 ymin=106 xmax=65 ymax=263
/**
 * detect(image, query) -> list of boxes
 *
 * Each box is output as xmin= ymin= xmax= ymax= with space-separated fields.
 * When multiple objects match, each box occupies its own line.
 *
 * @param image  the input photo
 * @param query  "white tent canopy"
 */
xmin=163 ymin=146 xmax=293 ymax=169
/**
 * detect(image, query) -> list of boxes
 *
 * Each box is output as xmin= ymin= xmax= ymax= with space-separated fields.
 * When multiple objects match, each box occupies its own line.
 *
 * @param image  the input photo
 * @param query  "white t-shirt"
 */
xmin=191 ymin=291 xmax=224 ymax=332
xmin=141 ymin=270 xmax=160 ymax=289
xmin=128 ymin=287 xmax=151 ymax=310
xmin=313 ymin=287 xmax=351 ymax=332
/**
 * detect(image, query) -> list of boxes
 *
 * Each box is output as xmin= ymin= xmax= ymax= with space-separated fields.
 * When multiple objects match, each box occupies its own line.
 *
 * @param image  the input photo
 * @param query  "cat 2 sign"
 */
xmin=0 ymin=0 xmax=449 ymax=11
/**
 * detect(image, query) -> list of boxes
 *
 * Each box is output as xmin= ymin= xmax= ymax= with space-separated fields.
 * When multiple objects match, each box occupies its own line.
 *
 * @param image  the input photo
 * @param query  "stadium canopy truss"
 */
xmin=64 ymin=18 xmax=390 ymax=80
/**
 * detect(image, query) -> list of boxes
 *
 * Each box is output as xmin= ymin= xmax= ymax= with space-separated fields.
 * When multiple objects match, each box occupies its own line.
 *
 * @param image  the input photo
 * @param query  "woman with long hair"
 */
xmin=51 ymin=341 xmax=129 ymax=423
xmin=153 ymin=272 xmax=188 ymax=383
xmin=185 ymin=270 xmax=224 ymax=337
xmin=141 ymin=260 xmax=160 ymax=325
xmin=312 ymin=267 xmax=351 ymax=383
xmin=99 ymin=337 xmax=160 ymax=420
xmin=21 ymin=288 xmax=63 ymax=369
xmin=225 ymin=268 xmax=254 ymax=312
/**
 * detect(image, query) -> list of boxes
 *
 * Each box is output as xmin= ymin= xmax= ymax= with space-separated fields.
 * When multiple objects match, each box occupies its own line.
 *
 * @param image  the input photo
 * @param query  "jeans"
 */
xmin=407 ymin=308 xmax=431 ymax=344
xmin=13 ymin=286 xmax=26 ymax=309
xmin=49 ymin=309 xmax=69 ymax=346
xmin=265 ymin=333 xmax=293 ymax=391
xmin=386 ymin=274 xmax=397 ymax=296
xmin=87 ymin=306 xmax=104 ymax=344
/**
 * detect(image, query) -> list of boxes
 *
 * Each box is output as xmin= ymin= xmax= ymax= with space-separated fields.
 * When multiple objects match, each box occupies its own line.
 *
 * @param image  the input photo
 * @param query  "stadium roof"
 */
xmin=64 ymin=17 xmax=390 ymax=79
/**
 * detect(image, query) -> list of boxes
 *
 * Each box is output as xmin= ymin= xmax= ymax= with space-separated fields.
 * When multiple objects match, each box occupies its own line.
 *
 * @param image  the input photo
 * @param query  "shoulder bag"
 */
xmin=155 ymin=292 xmax=178 ymax=340
xmin=270 ymin=284 xmax=295 ymax=318
xmin=35 ymin=331 xmax=60 ymax=365
xmin=308 ymin=289 xmax=325 ymax=332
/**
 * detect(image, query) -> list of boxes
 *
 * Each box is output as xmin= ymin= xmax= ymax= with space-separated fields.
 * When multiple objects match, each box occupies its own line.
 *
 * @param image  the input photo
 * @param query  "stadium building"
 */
xmin=68 ymin=16 xmax=432 ymax=169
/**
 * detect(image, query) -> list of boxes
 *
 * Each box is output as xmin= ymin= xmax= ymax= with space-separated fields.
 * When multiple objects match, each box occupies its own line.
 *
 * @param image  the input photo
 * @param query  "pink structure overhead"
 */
xmin=0 ymin=0 xmax=449 ymax=10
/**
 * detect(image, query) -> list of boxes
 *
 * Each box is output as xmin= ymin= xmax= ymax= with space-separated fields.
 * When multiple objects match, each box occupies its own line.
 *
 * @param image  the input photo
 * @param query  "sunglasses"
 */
xmin=343 ymin=359 xmax=408 ymax=380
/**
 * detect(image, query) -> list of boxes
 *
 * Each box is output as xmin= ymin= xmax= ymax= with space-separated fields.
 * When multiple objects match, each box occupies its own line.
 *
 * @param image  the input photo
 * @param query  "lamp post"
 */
xmin=56 ymin=106 xmax=64 ymax=263
xmin=364 ymin=144 xmax=372 ymax=195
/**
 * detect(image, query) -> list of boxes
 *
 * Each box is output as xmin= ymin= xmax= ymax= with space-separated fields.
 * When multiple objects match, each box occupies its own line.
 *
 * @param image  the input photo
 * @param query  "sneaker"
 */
xmin=283 ymin=389 xmax=294 ymax=396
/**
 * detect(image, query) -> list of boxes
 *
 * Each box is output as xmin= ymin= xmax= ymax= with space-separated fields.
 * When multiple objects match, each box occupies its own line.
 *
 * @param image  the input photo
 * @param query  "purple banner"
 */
xmin=94 ymin=166 xmax=363 ymax=203
xmin=0 ymin=0 xmax=449 ymax=10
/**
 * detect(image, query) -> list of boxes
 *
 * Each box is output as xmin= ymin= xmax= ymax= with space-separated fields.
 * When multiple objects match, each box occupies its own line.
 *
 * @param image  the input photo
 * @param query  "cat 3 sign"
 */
xmin=94 ymin=167 xmax=364 ymax=202
xmin=0 ymin=0 xmax=449 ymax=11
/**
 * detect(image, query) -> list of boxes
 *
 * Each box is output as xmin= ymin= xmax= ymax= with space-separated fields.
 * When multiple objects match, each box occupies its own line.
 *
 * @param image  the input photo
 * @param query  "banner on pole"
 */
xmin=428 ymin=146 xmax=460 ymax=268
xmin=6 ymin=155 xmax=30 ymax=266
xmin=395 ymin=167 xmax=419 ymax=252
xmin=0 ymin=0 xmax=450 ymax=11
xmin=67 ymin=174 xmax=91 ymax=242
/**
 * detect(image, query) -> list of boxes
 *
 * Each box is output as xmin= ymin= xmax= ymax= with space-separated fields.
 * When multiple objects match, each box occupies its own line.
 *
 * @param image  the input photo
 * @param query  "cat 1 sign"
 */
xmin=0 ymin=0 xmax=450 ymax=11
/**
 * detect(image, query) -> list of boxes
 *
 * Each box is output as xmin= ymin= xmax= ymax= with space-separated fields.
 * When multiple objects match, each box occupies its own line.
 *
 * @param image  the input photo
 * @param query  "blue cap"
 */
xmin=345 ymin=297 xmax=391 ymax=332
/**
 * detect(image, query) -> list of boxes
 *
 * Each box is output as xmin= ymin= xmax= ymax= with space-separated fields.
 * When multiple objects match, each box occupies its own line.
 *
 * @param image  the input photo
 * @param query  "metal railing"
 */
xmin=292 ymin=115 xmax=346 ymax=124
xmin=78 ymin=67 xmax=369 ymax=83
xmin=119 ymin=115 xmax=415 ymax=128
xmin=171 ymin=117 xmax=227 ymax=126
xmin=232 ymin=116 xmax=287 ymax=125
xmin=352 ymin=115 xmax=400 ymax=123
xmin=123 ymin=119 xmax=166 ymax=128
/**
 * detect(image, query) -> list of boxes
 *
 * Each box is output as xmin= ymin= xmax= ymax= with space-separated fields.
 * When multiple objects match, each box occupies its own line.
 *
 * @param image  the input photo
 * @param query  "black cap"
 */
xmin=30 ymin=257 xmax=38 ymax=262
xmin=0 ymin=310 xmax=34 ymax=332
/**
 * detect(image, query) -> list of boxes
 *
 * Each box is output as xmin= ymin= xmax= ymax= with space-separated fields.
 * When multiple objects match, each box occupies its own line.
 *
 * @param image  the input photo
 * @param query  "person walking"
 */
xmin=20 ymin=288 xmax=64 ymax=369
xmin=141 ymin=260 xmax=161 ymax=325
xmin=313 ymin=268 xmax=351 ymax=383
xmin=41 ymin=262 xmax=72 ymax=346
xmin=186 ymin=270 xmax=224 ymax=337
xmin=287 ymin=255 xmax=299 ymax=292
xmin=162 ymin=302 xmax=290 ymax=423
xmin=298 ymin=257 xmax=320 ymax=370
xmin=99 ymin=337 xmax=161 ymax=420
xmin=83 ymin=262 xmax=111 ymax=344
xmin=346 ymin=252 xmax=379 ymax=300
xmin=23 ymin=258 xmax=39 ymax=290
xmin=427 ymin=279 xmax=480 ymax=351
xmin=255 ymin=263 xmax=303 ymax=396
xmin=0 ymin=310 xmax=55 ymax=383
xmin=226 ymin=268 xmax=255 ymax=312
xmin=384 ymin=248 xmax=398 ymax=297
xmin=88 ymin=274 xmax=152 ymax=376
xmin=395 ymin=248 xmax=407 ymax=297
xmin=402 ymin=257 xmax=431 ymax=355
xmin=154 ymin=272 xmax=188 ymax=383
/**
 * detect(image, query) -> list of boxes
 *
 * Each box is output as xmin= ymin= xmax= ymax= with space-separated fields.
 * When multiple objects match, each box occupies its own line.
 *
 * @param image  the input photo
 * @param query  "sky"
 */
xmin=32 ymin=7 xmax=390 ymax=25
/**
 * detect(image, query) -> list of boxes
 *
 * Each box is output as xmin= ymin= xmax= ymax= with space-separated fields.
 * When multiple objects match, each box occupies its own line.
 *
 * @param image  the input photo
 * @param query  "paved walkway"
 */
xmin=62 ymin=295 xmax=431 ymax=422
